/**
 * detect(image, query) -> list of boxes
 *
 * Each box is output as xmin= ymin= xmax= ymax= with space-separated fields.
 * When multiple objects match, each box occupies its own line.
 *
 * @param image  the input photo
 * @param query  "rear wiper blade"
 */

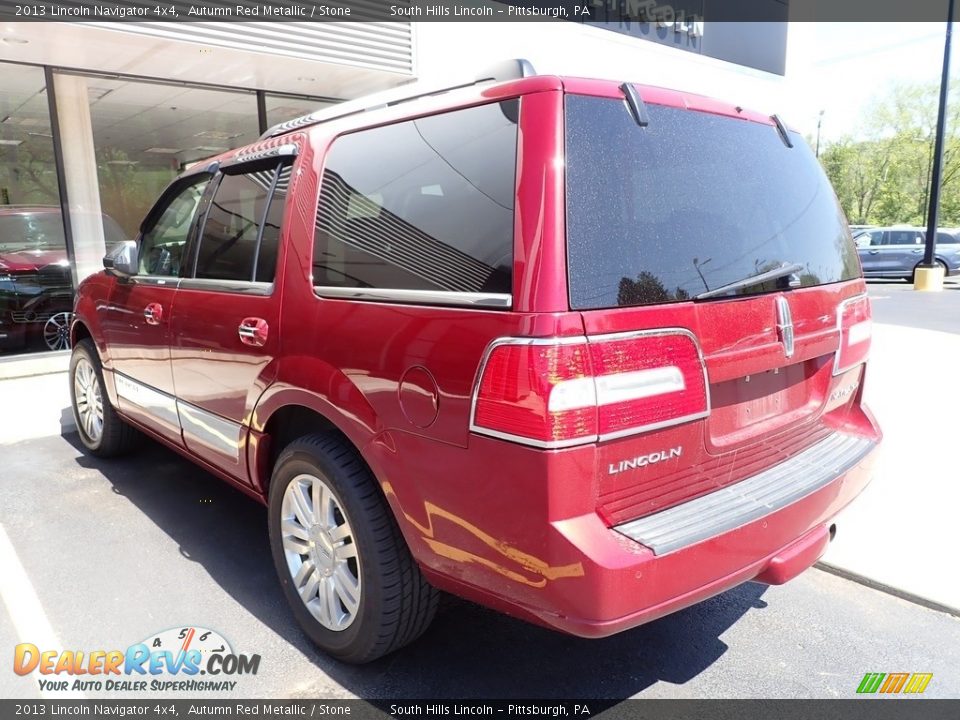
xmin=695 ymin=262 xmax=804 ymax=300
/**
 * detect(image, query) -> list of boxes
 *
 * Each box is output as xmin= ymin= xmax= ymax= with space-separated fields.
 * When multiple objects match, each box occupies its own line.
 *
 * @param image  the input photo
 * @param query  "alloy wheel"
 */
xmin=44 ymin=311 xmax=74 ymax=351
xmin=281 ymin=474 xmax=361 ymax=631
xmin=73 ymin=357 xmax=104 ymax=443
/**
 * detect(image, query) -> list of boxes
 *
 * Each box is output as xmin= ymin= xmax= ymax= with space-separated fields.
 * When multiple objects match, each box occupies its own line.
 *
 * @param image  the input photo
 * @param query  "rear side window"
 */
xmin=313 ymin=100 xmax=518 ymax=297
xmin=564 ymin=96 xmax=860 ymax=309
xmin=887 ymin=230 xmax=923 ymax=245
xmin=194 ymin=163 xmax=289 ymax=282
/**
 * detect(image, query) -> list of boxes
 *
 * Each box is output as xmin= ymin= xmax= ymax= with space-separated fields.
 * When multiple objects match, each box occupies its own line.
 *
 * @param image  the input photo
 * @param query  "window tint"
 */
xmin=888 ymin=230 xmax=922 ymax=245
xmin=195 ymin=165 xmax=282 ymax=282
xmin=313 ymin=100 xmax=518 ymax=295
xmin=937 ymin=232 xmax=959 ymax=244
xmin=565 ymin=97 xmax=860 ymax=309
xmin=140 ymin=177 xmax=209 ymax=276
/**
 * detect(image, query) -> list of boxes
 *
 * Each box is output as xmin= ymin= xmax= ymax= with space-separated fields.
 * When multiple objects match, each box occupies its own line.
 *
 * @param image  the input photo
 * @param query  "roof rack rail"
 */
xmin=259 ymin=58 xmax=536 ymax=140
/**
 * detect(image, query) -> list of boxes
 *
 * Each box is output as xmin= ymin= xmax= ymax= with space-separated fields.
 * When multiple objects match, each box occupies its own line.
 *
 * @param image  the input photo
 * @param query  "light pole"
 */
xmin=917 ymin=2 xmax=955 ymax=291
xmin=693 ymin=257 xmax=712 ymax=292
xmin=816 ymin=110 xmax=825 ymax=158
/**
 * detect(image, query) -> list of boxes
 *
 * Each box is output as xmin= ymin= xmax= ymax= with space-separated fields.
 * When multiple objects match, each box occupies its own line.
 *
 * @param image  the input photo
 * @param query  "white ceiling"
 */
xmin=0 ymin=22 xmax=413 ymax=98
xmin=0 ymin=22 xmax=414 ymax=188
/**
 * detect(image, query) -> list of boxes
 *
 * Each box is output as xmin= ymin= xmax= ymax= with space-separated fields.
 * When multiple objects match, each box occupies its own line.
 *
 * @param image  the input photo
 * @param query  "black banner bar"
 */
xmin=0 ymin=0 xmax=959 ymax=22
xmin=2 ymin=700 xmax=960 ymax=720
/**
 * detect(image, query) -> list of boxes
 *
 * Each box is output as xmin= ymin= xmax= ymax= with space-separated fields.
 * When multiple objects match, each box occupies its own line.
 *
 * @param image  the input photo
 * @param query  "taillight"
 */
xmin=471 ymin=340 xmax=597 ymax=447
xmin=590 ymin=333 xmax=709 ymax=439
xmin=470 ymin=330 xmax=709 ymax=448
xmin=834 ymin=294 xmax=871 ymax=375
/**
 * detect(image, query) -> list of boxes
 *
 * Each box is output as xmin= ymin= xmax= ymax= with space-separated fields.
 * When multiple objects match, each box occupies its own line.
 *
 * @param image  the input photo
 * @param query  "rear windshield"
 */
xmin=564 ymin=95 xmax=860 ymax=309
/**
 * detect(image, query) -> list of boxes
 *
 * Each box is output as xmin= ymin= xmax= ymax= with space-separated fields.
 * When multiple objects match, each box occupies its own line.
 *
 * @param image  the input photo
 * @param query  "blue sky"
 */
xmin=785 ymin=23 xmax=954 ymax=142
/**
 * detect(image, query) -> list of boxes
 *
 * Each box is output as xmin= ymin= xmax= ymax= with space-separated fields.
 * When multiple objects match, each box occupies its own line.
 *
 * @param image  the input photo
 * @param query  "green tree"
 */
xmin=820 ymin=78 xmax=960 ymax=227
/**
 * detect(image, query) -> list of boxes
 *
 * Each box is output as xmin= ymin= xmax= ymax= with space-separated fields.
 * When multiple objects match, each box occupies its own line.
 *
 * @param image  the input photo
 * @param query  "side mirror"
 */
xmin=103 ymin=240 xmax=139 ymax=277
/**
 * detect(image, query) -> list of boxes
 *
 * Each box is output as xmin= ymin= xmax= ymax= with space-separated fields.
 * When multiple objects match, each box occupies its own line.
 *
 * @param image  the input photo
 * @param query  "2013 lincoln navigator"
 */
xmin=69 ymin=61 xmax=881 ymax=663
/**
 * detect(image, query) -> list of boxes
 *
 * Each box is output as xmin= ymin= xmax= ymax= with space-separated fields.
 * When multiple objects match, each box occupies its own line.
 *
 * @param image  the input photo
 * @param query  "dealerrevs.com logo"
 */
xmin=14 ymin=626 xmax=261 ymax=693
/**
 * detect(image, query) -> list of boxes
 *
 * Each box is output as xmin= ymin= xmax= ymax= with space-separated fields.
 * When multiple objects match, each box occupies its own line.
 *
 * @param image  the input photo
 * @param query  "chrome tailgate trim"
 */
xmin=613 ymin=432 xmax=875 ymax=555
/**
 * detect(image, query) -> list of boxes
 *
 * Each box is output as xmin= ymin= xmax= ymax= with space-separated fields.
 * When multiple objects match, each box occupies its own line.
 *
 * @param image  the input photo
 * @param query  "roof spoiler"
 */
xmin=259 ymin=58 xmax=536 ymax=140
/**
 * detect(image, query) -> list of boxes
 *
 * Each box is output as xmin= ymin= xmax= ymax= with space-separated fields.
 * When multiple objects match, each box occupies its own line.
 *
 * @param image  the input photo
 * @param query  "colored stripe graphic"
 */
xmin=857 ymin=673 xmax=885 ymax=693
xmin=903 ymin=673 xmax=934 ymax=694
xmin=880 ymin=673 xmax=910 ymax=693
xmin=857 ymin=672 xmax=933 ymax=694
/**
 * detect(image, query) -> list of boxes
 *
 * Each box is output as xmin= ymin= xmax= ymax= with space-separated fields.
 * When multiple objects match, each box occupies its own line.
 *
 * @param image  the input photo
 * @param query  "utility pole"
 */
xmin=917 ymin=1 xmax=955 ymax=291
xmin=816 ymin=110 xmax=824 ymax=158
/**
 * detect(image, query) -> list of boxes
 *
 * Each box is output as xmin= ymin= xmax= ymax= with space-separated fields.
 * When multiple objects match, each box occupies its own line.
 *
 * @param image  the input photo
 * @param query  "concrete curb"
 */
xmin=816 ymin=562 xmax=960 ymax=618
xmin=0 ymin=351 xmax=70 ymax=380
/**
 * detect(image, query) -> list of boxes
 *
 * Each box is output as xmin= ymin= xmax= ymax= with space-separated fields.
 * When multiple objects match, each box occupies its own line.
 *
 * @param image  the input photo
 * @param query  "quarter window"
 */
xmin=312 ymin=100 xmax=519 ymax=297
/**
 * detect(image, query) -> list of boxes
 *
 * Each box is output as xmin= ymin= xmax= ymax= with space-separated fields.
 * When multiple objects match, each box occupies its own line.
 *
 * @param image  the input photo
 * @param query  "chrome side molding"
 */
xmin=177 ymin=401 xmax=242 ymax=461
xmin=314 ymin=286 xmax=511 ymax=309
xmin=114 ymin=372 xmax=180 ymax=429
xmin=113 ymin=372 xmax=243 ymax=462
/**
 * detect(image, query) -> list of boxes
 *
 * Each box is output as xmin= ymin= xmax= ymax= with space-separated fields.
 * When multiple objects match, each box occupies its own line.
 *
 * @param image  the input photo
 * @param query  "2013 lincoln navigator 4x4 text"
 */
xmin=69 ymin=62 xmax=881 ymax=664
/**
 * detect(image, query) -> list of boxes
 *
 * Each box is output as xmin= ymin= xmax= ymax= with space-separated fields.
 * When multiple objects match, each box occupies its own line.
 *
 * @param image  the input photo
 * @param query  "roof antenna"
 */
xmin=620 ymin=83 xmax=650 ymax=127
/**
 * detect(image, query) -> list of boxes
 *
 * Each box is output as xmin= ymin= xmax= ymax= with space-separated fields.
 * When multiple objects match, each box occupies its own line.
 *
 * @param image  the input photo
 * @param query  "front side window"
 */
xmin=312 ymin=100 xmax=519 ymax=296
xmin=193 ymin=162 xmax=290 ymax=283
xmin=139 ymin=177 xmax=209 ymax=277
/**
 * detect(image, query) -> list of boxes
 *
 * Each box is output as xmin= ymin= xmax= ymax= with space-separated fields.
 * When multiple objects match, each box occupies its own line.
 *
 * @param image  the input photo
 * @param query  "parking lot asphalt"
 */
xmin=2 ymin=275 xmax=958 ymax=701
xmin=1 ymin=432 xmax=959 ymax=700
xmin=866 ymin=276 xmax=960 ymax=334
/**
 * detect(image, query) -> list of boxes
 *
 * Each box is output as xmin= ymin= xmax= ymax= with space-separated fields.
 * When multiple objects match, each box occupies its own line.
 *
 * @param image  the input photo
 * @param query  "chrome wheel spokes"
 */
xmin=73 ymin=358 xmax=103 ymax=442
xmin=44 ymin=312 xmax=73 ymax=351
xmin=281 ymin=474 xmax=361 ymax=631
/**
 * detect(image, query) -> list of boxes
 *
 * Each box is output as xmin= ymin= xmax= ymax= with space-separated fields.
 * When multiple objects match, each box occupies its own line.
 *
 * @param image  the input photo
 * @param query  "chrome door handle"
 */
xmin=868 ymin=250 xmax=880 ymax=254
xmin=144 ymin=303 xmax=163 ymax=325
xmin=912 ymin=249 xmax=923 ymax=253
xmin=238 ymin=317 xmax=268 ymax=347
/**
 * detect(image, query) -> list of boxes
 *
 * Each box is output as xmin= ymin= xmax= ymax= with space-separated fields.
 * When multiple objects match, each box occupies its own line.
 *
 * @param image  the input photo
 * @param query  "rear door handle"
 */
xmin=144 ymin=303 xmax=163 ymax=325
xmin=912 ymin=249 xmax=923 ymax=253
xmin=868 ymin=250 xmax=880 ymax=254
xmin=238 ymin=317 xmax=268 ymax=347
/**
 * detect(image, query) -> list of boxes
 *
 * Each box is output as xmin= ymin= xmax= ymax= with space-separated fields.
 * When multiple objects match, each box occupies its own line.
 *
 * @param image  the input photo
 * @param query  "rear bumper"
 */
xmin=375 ymin=400 xmax=880 ymax=639
xmin=402 ymin=428 xmax=878 ymax=639
xmin=613 ymin=432 xmax=870 ymax=555
xmin=521 ymin=432 xmax=878 ymax=638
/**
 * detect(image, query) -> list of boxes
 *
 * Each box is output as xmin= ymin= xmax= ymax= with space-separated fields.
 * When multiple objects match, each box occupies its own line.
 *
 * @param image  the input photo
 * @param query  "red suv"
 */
xmin=69 ymin=63 xmax=880 ymax=664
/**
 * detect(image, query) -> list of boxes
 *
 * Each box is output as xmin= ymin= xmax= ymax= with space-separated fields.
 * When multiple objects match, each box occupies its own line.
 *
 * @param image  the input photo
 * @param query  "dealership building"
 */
xmin=0 ymin=11 xmax=787 ymax=359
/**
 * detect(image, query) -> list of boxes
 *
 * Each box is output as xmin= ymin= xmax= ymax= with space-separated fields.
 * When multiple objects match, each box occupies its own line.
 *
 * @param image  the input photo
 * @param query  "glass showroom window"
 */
xmin=78 ymin=75 xmax=261 ymax=239
xmin=0 ymin=63 xmax=73 ymax=356
xmin=264 ymin=94 xmax=337 ymax=129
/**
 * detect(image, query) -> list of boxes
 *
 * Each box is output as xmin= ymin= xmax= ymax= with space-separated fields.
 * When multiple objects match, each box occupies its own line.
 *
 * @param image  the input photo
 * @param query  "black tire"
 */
xmin=267 ymin=433 xmax=438 ymax=664
xmin=69 ymin=339 xmax=139 ymax=457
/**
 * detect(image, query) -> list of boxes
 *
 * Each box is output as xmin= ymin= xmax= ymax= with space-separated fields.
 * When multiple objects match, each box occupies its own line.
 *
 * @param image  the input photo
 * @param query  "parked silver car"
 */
xmin=855 ymin=226 xmax=960 ymax=280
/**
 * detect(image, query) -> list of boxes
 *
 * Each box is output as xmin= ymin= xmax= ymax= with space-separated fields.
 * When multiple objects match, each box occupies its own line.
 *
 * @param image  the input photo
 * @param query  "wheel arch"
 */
xmin=250 ymin=381 xmax=382 ymax=496
xmin=71 ymin=318 xmax=93 ymax=347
